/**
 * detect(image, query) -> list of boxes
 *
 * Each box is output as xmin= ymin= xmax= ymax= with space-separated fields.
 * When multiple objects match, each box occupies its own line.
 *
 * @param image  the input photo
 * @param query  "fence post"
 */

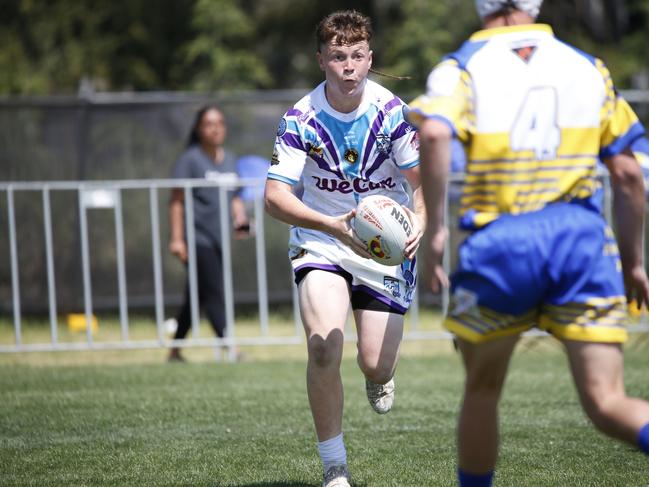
xmin=184 ymin=185 xmax=200 ymax=338
xmin=78 ymin=188 xmax=94 ymax=344
xmin=42 ymin=187 xmax=58 ymax=343
xmin=114 ymin=189 xmax=129 ymax=340
xmin=7 ymin=187 xmax=22 ymax=345
xmin=149 ymin=187 xmax=165 ymax=343
xmin=219 ymin=186 xmax=235 ymax=361
xmin=254 ymin=194 xmax=270 ymax=336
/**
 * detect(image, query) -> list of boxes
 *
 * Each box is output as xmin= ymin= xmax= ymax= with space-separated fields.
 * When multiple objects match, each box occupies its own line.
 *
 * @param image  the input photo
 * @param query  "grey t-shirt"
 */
xmin=171 ymin=145 xmax=238 ymax=247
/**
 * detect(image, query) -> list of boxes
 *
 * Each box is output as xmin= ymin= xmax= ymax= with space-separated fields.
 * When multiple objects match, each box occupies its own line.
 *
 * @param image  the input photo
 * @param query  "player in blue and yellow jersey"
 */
xmin=264 ymin=10 xmax=424 ymax=487
xmin=409 ymin=0 xmax=649 ymax=485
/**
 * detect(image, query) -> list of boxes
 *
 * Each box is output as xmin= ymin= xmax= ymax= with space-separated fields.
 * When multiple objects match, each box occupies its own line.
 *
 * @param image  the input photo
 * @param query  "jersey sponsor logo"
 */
xmin=311 ymin=175 xmax=396 ymax=194
xmin=344 ymin=148 xmax=359 ymax=164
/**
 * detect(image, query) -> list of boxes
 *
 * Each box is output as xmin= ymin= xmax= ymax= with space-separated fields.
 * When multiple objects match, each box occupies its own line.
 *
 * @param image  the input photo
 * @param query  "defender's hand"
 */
xmin=624 ymin=264 xmax=649 ymax=310
xmin=425 ymin=227 xmax=449 ymax=294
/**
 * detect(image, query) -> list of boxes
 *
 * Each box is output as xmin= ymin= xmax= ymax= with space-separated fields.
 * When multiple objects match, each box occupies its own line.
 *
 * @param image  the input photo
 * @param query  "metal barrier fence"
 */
xmin=1 ymin=175 xmax=648 ymax=354
xmin=1 ymin=178 xmax=283 ymax=353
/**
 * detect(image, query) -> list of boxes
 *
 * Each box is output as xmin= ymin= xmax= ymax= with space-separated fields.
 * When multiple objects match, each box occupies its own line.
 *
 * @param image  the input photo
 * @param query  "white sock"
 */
xmin=317 ymin=432 xmax=347 ymax=469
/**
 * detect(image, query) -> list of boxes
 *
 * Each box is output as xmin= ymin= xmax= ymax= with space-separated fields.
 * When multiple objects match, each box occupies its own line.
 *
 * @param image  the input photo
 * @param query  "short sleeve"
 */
xmin=408 ymin=59 xmax=471 ymax=141
xmin=389 ymin=103 xmax=419 ymax=170
xmin=598 ymin=59 xmax=645 ymax=158
xmin=171 ymin=150 xmax=193 ymax=179
xmin=267 ymin=113 xmax=308 ymax=185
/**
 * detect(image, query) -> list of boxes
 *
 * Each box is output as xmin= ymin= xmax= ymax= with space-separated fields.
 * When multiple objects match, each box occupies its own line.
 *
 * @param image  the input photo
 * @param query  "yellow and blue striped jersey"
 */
xmin=410 ymin=24 xmax=645 ymax=230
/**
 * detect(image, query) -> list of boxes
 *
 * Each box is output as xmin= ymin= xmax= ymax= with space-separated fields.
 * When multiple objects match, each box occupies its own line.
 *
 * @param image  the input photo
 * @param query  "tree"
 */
xmin=0 ymin=0 xmax=648 ymax=95
xmin=180 ymin=0 xmax=271 ymax=90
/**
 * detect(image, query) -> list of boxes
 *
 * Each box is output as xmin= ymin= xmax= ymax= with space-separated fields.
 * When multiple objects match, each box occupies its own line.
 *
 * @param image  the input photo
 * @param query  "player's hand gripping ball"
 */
xmin=353 ymin=195 xmax=412 ymax=266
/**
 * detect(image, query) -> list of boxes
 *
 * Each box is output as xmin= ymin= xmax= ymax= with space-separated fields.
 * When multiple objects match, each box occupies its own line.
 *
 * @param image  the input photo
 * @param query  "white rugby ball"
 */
xmin=353 ymin=195 xmax=412 ymax=266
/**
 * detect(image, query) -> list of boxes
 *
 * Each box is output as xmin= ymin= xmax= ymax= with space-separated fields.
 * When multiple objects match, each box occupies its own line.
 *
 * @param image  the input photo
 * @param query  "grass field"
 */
xmin=1 ymin=333 xmax=649 ymax=486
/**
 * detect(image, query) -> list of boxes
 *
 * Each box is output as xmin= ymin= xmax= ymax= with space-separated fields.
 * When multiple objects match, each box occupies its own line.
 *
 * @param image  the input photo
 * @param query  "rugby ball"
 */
xmin=353 ymin=195 xmax=412 ymax=266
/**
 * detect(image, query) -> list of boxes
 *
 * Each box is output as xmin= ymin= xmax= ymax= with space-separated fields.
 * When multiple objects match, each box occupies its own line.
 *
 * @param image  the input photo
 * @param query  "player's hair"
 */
xmin=316 ymin=10 xmax=372 ymax=52
xmin=369 ymin=68 xmax=411 ymax=81
xmin=316 ymin=11 xmax=410 ymax=81
xmin=186 ymin=104 xmax=224 ymax=147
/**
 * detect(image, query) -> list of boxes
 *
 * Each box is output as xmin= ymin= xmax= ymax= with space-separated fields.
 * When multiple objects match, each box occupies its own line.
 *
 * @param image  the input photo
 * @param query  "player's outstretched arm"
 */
xmin=605 ymin=148 xmax=649 ymax=308
xmin=418 ymin=118 xmax=451 ymax=293
xmin=264 ymin=179 xmax=371 ymax=258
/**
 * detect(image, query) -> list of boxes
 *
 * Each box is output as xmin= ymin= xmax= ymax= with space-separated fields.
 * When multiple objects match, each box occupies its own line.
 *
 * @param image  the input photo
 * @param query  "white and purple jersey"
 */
xmin=268 ymin=79 xmax=420 ymax=314
xmin=268 ymin=79 xmax=419 ymax=215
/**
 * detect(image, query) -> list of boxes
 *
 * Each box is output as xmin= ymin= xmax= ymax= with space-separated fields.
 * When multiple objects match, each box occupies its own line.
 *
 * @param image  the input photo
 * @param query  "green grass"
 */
xmin=1 ymin=337 xmax=649 ymax=486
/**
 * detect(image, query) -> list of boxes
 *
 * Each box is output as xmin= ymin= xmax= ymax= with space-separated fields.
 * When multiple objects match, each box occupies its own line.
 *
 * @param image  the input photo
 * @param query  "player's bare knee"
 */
xmin=464 ymin=372 xmax=507 ymax=401
xmin=581 ymin=392 xmax=623 ymax=431
xmin=307 ymin=336 xmax=342 ymax=369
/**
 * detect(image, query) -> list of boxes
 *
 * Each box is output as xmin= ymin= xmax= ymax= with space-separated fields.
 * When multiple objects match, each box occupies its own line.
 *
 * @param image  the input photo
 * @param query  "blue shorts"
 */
xmin=445 ymin=202 xmax=628 ymax=343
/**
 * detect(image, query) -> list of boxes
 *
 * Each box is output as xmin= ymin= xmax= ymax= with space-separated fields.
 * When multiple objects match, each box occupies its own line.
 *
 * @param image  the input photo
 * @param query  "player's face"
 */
xmin=198 ymin=109 xmax=226 ymax=148
xmin=317 ymin=40 xmax=372 ymax=100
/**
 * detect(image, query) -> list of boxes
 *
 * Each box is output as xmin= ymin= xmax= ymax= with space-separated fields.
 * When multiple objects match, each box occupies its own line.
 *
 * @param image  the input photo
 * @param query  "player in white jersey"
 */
xmin=264 ymin=10 xmax=424 ymax=487
xmin=410 ymin=1 xmax=649 ymax=486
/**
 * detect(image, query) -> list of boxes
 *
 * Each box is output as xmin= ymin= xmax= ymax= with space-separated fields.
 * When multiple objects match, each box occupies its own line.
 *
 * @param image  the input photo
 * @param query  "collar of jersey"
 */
xmin=469 ymin=23 xmax=553 ymax=42
xmin=317 ymin=80 xmax=372 ymax=122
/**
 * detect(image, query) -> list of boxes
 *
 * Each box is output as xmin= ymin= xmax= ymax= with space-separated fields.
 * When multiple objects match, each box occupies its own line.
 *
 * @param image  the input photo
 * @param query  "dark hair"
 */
xmin=493 ymin=0 xmax=519 ymax=17
xmin=315 ymin=10 xmax=372 ymax=52
xmin=186 ymin=104 xmax=224 ymax=147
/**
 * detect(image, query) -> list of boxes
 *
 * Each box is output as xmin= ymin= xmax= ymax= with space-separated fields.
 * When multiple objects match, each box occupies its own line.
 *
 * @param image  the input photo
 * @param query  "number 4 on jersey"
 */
xmin=510 ymin=87 xmax=560 ymax=160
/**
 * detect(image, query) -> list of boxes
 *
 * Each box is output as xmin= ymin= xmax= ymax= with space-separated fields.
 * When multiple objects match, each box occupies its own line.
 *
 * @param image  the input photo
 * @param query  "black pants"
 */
xmin=174 ymin=243 xmax=226 ymax=339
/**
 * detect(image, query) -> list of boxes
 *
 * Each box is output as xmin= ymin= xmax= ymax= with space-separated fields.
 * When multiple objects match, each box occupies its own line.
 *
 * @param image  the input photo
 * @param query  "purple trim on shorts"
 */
xmin=293 ymin=263 xmax=352 ymax=285
xmin=351 ymin=284 xmax=408 ymax=314
xmin=294 ymin=263 xmax=344 ymax=274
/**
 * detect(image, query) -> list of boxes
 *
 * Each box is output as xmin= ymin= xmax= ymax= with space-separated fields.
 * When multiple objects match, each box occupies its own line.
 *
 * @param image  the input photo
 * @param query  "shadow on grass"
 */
xmin=230 ymin=483 xmax=311 ymax=487
xmin=232 ymin=482 xmax=367 ymax=487
xmin=228 ymin=483 xmax=311 ymax=487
